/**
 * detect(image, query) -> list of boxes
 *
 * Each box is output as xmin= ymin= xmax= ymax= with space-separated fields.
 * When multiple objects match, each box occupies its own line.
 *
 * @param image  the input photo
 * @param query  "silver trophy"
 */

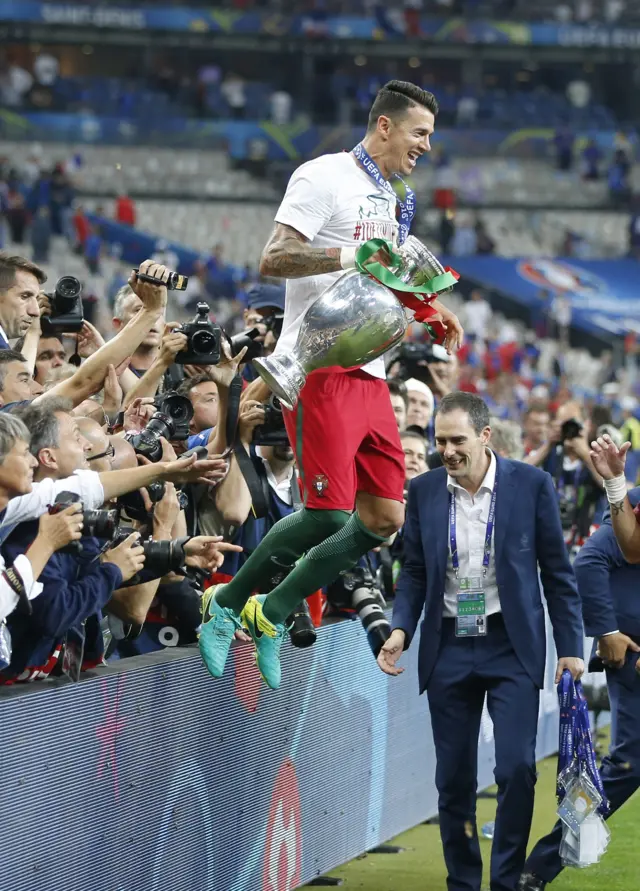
xmin=253 ymin=236 xmax=449 ymax=410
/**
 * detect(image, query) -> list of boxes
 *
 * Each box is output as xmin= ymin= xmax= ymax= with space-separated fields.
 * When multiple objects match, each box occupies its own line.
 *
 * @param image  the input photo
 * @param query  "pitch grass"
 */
xmin=327 ymin=746 xmax=639 ymax=890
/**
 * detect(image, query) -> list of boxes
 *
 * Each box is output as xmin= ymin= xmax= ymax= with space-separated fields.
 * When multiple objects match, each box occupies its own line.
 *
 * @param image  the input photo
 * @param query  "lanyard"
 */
xmin=557 ymin=671 xmax=609 ymax=815
xmin=352 ymin=142 xmax=416 ymax=246
xmin=449 ymin=477 xmax=497 ymax=578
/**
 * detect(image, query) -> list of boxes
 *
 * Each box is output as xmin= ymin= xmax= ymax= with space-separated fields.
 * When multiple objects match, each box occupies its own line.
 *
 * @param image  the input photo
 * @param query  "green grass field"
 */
xmin=327 ymin=744 xmax=638 ymax=891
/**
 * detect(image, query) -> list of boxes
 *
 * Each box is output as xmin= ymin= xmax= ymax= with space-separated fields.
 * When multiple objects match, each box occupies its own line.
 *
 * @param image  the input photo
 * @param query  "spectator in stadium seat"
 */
xmin=115 ymin=191 xmax=136 ymax=227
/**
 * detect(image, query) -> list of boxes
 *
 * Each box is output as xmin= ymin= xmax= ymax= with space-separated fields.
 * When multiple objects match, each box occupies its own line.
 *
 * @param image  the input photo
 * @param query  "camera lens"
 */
xmin=84 ymin=508 xmax=118 ymax=539
xmin=191 ymin=329 xmax=218 ymax=353
xmin=55 ymin=275 xmax=82 ymax=301
xmin=160 ymin=394 xmax=193 ymax=424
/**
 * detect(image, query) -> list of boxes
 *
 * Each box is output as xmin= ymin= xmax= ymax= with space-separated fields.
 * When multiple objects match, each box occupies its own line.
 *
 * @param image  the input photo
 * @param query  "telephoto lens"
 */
xmin=351 ymin=583 xmax=391 ymax=657
xmin=286 ymin=600 xmax=317 ymax=648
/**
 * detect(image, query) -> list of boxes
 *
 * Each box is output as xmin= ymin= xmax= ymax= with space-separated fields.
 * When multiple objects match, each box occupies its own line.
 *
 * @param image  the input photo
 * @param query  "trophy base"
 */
xmin=252 ymin=354 xmax=306 ymax=411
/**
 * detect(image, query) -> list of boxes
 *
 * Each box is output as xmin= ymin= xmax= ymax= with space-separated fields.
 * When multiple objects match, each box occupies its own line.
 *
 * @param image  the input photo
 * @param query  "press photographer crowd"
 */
xmin=0 ymin=237 xmax=634 ymax=685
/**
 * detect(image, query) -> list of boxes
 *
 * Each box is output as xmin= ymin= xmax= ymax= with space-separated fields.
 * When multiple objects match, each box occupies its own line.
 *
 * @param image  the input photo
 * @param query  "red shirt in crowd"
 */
xmin=73 ymin=209 xmax=90 ymax=246
xmin=116 ymin=194 xmax=136 ymax=227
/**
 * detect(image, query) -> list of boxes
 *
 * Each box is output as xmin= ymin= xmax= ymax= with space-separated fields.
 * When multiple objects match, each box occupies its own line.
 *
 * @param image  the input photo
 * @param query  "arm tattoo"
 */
xmin=261 ymin=225 xmax=342 ymax=279
xmin=611 ymin=499 xmax=625 ymax=516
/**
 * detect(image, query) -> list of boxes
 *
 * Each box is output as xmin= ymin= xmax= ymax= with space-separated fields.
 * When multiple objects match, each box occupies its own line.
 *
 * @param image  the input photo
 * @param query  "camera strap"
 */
xmin=226 ymin=374 xmax=270 ymax=519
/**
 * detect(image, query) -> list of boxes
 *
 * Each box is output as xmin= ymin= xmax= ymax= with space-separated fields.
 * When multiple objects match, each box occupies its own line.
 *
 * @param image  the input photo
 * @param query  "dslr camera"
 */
xmin=253 ymin=395 xmax=289 ymax=447
xmin=230 ymin=311 xmax=284 ymax=362
xmin=175 ymin=303 xmax=222 ymax=366
xmin=51 ymin=492 xmax=119 ymax=554
xmin=391 ymin=340 xmax=449 ymax=381
xmin=112 ymin=526 xmax=191 ymax=581
xmin=127 ymin=393 xmax=194 ymax=462
xmin=41 ymin=275 xmax=84 ymax=335
xmin=326 ymin=562 xmax=391 ymax=658
xmin=560 ymin=418 xmax=583 ymax=442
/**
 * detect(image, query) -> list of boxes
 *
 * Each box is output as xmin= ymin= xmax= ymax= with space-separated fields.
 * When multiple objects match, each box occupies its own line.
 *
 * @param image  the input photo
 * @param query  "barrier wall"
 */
xmin=0 ymin=614 xmax=568 ymax=891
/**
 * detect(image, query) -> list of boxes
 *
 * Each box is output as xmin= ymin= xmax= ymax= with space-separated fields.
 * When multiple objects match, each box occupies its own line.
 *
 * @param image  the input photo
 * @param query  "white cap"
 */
xmin=405 ymin=379 xmax=435 ymax=411
xmin=621 ymin=396 xmax=638 ymax=412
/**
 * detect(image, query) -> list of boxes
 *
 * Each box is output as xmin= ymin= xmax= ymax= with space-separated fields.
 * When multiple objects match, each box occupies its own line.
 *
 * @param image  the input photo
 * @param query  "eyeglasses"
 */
xmin=87 ymin=442 xmax=115 ymax=463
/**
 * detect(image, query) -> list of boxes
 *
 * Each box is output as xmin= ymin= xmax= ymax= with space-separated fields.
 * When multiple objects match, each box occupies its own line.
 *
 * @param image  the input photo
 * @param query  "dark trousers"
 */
xmin=525 ymin=666 xmax=640 ymax=882
xmin=427 ymin=615 xmax=540 ymax=891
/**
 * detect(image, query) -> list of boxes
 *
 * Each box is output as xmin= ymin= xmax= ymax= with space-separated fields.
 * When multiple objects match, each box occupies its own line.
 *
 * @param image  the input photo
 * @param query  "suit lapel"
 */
xmin=494 ymin=457 xmax=516 ymax=567
xmin=433 ymin=478 xmax=450 ymax=583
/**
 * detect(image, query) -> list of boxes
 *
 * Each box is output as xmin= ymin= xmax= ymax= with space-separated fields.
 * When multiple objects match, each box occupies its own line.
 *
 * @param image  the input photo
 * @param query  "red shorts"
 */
xmin=282 ymin=369 xmax=405 ymax=510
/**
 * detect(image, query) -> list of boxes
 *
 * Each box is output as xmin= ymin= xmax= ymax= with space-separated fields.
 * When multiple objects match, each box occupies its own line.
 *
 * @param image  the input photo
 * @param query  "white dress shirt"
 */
xmin=443 ymin=450 xmax=500 ymax=619
xmin=255 ymin=446 xmax=295 ymax=506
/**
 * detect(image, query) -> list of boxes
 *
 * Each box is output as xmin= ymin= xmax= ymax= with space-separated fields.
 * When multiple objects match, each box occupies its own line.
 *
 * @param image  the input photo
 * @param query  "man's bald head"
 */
xmin=76 ymin=417 xmax=112 ymax=471
xmin=111 ymin=435 xmax=138 ymax=470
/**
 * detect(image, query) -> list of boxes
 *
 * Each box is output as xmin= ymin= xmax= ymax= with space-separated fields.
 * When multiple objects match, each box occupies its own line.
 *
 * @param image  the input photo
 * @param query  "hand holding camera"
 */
xmin=159 ymin=324 xmax=188 ymax=367
xmin=128 ymin=260 xmax=170 ymax=315
xmin=149 ymin=481 xmax=181 ymax=536
xmin=238 ymin=400 xmax=265 ymax=447
xmin=38 ymin=503 xmax=84 ymax=552
xmin=102 ymin=531 xmax=146 ymax=582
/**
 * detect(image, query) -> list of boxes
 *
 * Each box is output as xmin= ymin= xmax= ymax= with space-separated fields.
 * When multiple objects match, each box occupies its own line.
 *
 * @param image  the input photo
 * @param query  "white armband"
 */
xmin=603 ymin=473 xmax=627 ymax=504
xmin=339 ymin=246 xmax=358 ymax=270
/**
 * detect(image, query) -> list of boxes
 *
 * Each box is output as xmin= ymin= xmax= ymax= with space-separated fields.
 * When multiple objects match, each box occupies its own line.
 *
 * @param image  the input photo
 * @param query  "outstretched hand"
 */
xmin=590 ymin=434 xmax=631 ymax=480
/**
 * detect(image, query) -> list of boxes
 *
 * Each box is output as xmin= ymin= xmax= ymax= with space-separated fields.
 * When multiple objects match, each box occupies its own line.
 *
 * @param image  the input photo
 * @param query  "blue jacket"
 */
xmin=1 ymin=521 xmax=122 ymax=679
xmin=392 ymin=456 xmax=584 ymax=692
xmin=574 ymin=487 xmax=640 ymax=642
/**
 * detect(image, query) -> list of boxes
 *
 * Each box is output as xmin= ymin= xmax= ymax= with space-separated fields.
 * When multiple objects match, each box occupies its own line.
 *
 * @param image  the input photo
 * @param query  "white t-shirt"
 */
xmin=34 ymin=53 xmax=59 ymax=86
xmin=273 ymin=151 xmax=399 ymax=379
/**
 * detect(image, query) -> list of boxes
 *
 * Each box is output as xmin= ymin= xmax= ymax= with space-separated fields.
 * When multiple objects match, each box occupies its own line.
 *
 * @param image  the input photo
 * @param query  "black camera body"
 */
xmin=175 ymin=303 xmax=222 ymax=365
xmin=561 ymin=418 xmax=583 ymax=442
xmin=113 ymin=526 xmax=188 ymax=579
xmin=392 ymin=340 xmax=449 ymax=382
xmin=152 ymin=392 xmax=193 ymax=441
xmin=326 ymin=563 xmax=391 ymax=657
xmin=127 ymin=395 xmax=194 ymax=462
xmin=41 ymin=275 xmax=84 ymax=335
xmin=253 ymin=395 xmax=289 ymax=447
xmin=51 ymin=492 xmax=119 ymax=554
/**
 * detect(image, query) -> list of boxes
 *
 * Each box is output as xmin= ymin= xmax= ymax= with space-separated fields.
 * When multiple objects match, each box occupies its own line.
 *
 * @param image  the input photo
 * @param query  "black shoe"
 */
xmin=518 ymin=873 xmax=546 ymax=891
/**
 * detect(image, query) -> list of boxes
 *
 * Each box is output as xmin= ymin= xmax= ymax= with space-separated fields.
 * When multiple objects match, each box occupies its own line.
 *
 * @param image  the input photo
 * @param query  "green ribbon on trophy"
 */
xmin=354 ymin=238 xmax=460 ymax=340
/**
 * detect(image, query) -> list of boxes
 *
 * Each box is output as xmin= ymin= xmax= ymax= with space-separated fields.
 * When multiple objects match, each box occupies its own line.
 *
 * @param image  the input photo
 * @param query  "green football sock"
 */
xmin=215 ymin=508 xmax=350 ymax=614
xmin=261 ymin=512 xmax=387 ymax=626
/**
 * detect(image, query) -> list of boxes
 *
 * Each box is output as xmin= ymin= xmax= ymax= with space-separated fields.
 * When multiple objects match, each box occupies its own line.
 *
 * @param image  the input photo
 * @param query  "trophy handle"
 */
xmin=252 ymin=355 xmax=306 ymax=411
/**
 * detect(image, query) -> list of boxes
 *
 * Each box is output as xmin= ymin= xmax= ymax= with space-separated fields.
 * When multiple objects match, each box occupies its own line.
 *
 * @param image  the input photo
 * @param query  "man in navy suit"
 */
xmin=519 ymin=488 xmax=640 ymax=890
xmin=378 ymin=391 xmax=584 ymax=891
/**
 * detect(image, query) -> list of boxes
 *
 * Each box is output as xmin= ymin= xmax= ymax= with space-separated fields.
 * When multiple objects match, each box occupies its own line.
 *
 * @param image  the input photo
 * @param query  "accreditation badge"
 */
xmin=455 ymin=575 xmax=487 ymax=638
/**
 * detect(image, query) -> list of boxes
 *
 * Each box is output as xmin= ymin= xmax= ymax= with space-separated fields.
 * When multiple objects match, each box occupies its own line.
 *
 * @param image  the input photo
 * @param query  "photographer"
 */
xmin=405 ymin=378 xmax=435 ymax=437
xmin=34 ymin=335 xmax=67 ymax=386
xmin=0 ymin=413 xmax=86 ymax=625
xmin=1 ymin=401 xmax=236 ymax=679
xmin=527 ymin=402 xmax=603 ymax=545
xmin=0 ymin=254 xmax=44 ymax=349
xmin=0 ymin=349 xmax=41 ymax=408
xmin=239 ymin=284 xmax=285 ymax=382
xmin=112 ymin=282 xmax=165 ymax=378
xmin=34 ymin=260 xmax=170 ymax=411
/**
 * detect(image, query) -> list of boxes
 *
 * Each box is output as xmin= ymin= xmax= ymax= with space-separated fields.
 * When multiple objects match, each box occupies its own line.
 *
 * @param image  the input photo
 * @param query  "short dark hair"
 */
xmin=0 ymin=349 xmax=28 ymax=392
xmin=387 ymin=378 xmax=409 ymax=410
xmin=435 ymin=391 xmax=490 ymax=435
xmin=524 ymin=403 xmax=549 ymax=420
xmin=400 ymin=429 xmax=427 ymax=448
xmin=368 ymin=80 xmax=439 ymax=132
xmin=175 ymin=373 xmax=214 ymax=399
xmin=16 ymin=397 xmax=73 ymax=456
xmin=0 ymin=253 xmax=46 ymax=294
